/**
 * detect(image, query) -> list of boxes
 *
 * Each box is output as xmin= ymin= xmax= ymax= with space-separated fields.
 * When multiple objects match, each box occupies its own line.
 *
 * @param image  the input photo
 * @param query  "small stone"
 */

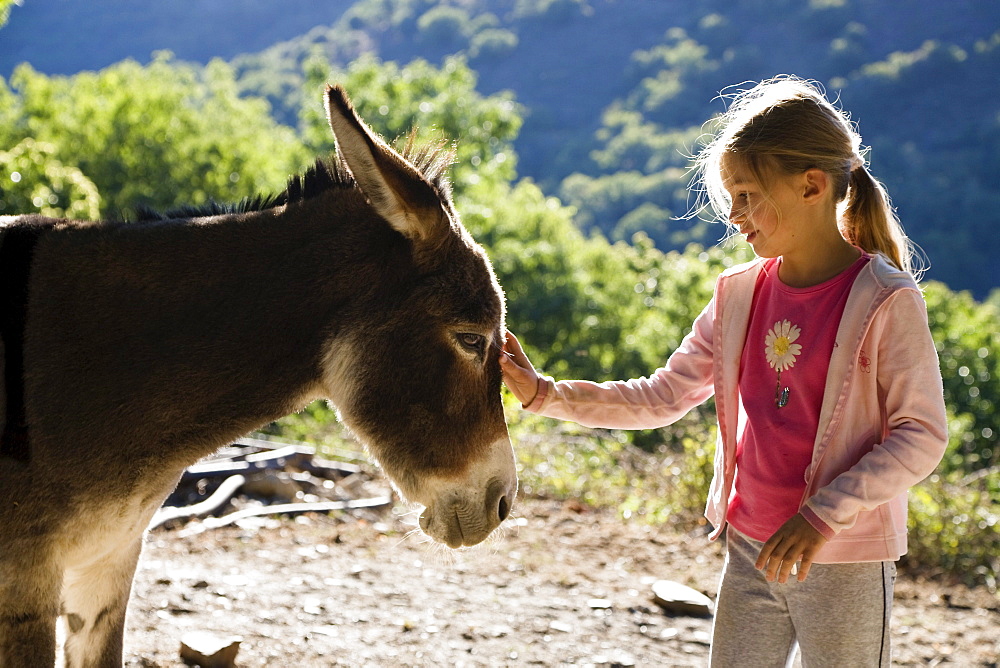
xmin=588 ymin=598 xmax=613 ymax=609
xmin=692 ymin=630 xmax=712 ymax=645
xmin=242 ymin=471 xmax=301 ymax=501
xmin=179 ymin=631 xmax=241 ymax=668
xmin=548 ymin=620 xmax=574 ymax=633
xmin=651 ymin=580 xmax=714 ymax=617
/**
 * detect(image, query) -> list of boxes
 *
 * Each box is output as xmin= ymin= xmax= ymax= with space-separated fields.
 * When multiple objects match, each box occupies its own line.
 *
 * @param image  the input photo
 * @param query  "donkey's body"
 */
xmin=0 ymin=87 xmax=516 ymax=667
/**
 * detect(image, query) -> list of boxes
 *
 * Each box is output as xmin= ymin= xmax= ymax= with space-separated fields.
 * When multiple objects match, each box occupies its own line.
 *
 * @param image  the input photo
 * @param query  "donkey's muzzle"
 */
xmin=415 ymin=437 xmax=518 ymax=548
xmin=418 ymin=476 xmax=515 ymax=548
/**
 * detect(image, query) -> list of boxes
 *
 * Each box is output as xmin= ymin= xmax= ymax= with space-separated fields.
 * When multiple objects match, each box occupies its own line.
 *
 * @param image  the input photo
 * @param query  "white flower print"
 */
xmin=764 ymin=320 xmax=802 ymax=372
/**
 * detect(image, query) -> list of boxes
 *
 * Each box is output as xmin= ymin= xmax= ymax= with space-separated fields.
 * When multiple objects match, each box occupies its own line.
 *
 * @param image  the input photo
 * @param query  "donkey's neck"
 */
xmin=25 ymin=195 xmax=401 ymax=469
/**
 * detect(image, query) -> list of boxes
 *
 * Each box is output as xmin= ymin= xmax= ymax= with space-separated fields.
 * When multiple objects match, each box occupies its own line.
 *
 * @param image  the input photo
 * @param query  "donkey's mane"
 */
xmin=129 ymin=138 xmax=453 ymax=222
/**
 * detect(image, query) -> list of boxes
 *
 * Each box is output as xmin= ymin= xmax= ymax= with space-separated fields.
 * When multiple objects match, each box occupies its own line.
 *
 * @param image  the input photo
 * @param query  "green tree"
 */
xmin=298 ymin=52 xmax=522 ymax=199
xmin=923 ymin=282 xmax=1000 ymax=471
xmin=512 ymin=0 xmax=590 ymax=23
xmin=0 ymin=138 xmax=100 ymax=219
xmin=4 ymin=52 xmax=309 ymax=216
xmin=416 ymin=6 xmax=471 ymax=48
xmin=559 ymin=167 xmax=702 ymax=246
xmin=0 ymin=0 xmax=16 ymax=28
xmin=623 ymin=28 xmax=719 ymax=125
xmin=468 ymin=28 xmax=519 ymax=62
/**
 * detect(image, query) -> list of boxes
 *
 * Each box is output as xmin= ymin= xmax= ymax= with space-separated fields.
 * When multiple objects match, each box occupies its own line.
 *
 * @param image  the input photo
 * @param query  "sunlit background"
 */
xmin=1 ymin=0 xmax=996 ymax=588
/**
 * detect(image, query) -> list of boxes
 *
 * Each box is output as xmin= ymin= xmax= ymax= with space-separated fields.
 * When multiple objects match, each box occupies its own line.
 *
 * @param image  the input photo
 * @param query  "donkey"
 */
xmin=0 ymin=85 xmax=517 ymax=667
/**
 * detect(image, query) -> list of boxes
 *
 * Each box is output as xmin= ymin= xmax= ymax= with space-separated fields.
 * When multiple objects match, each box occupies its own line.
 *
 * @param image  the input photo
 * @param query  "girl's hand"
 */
xmin=500 ymin=331 xmax=541 ymax=406
xmin=755 ymin=513 xmax=829 ymax=583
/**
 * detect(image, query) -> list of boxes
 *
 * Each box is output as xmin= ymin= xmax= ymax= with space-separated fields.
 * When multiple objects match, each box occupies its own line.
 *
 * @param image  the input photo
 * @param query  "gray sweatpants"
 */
xmin=710 ymin=528 xmax=895 ymax=668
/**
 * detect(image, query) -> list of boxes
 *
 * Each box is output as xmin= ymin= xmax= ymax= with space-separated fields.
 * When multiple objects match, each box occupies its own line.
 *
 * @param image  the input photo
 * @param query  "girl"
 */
xmin=500 ymin=77 xmax=947 ymax=667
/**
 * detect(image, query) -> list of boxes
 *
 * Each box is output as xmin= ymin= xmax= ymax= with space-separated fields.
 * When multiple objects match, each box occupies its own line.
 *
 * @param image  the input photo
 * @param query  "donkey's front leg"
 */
xmin=0 ymin=556 xmax=61 ymax=667
xmin=60 ymin=537 xmax=143 ymax=668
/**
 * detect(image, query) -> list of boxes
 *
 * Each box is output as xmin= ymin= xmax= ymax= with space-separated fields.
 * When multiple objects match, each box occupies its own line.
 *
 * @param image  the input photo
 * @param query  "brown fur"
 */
xmin=0 ymin=86 xmax=516 ymax=667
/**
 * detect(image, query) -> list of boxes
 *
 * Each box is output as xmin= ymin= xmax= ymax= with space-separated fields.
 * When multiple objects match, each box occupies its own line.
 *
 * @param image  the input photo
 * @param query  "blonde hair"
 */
xmin=694 ymin=76 xmax=921 ymax=277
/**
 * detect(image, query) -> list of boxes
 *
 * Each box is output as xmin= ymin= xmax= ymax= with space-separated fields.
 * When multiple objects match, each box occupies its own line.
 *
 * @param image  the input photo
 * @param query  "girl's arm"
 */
xmin=803 ymin=288 xmax=949 ymax=533
xmin=501 ymin=300 xmax=717 ymax=430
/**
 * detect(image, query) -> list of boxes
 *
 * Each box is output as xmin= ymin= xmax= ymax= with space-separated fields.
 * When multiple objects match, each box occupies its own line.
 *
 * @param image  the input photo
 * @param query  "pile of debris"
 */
xmin=151 ymin=438 xmax=398 ymax=667
xmin=150 ymin=437 xmax=394 ymax=534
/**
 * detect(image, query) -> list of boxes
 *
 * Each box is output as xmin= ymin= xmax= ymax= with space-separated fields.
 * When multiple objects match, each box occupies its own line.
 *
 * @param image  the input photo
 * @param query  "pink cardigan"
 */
xmin=525 ymin=255 xmax=948 ymax=563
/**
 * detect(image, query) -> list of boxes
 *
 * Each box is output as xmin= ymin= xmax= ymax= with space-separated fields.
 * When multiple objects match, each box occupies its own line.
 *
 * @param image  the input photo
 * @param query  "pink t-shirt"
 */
xmin=727 ymin=253 xmax=870 ymax=542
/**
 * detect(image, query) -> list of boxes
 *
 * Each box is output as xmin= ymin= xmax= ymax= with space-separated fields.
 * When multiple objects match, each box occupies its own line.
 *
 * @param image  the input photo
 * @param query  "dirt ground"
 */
xmin=123 ymin=497 xmax=998 ymax=667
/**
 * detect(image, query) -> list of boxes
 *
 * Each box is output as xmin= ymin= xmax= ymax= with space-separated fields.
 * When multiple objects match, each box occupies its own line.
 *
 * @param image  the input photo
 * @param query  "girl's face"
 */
xmin=720 ymin=156 xmax=805 ymax=259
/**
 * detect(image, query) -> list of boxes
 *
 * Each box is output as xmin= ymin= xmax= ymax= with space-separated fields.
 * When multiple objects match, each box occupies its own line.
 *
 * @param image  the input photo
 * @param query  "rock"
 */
xmin=179 ymin=631 xmax=242 ymax=668
xmin=651 ymin=580 xmax=714 ymax=617
xmin=549 ymin=620 xmax=574 ymax=633
xmin=241 ymin=472 xmax=302 ymax=502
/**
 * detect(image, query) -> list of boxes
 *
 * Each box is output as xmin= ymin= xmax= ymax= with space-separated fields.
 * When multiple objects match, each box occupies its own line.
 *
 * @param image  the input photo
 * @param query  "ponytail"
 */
xmin=842 ymin=164 xmax=920 ymax=277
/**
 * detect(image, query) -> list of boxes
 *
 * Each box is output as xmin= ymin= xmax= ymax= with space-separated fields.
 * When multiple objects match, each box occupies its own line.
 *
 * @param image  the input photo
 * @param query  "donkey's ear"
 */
xmin=324 ymin=85 xmax=448 ymax=243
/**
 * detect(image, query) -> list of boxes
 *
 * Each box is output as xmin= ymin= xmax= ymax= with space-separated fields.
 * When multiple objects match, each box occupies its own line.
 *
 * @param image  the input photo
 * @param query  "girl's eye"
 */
xmin=457 ymin=333 xmax=486 ymax=353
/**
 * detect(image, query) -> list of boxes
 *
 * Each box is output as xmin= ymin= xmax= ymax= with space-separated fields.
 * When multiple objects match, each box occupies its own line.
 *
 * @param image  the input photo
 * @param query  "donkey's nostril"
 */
xmin=498 ymin=495 xmax=510 ymax=521
xmin=485 ymin=478 xmax=511 ymax=524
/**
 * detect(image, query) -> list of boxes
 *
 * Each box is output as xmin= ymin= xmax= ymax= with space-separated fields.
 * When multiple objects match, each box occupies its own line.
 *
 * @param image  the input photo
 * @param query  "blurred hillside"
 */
xmin=0 ymin=0 xmax=354 ymax=73
xmin=2 ymin=0 xmax=998 ymax=297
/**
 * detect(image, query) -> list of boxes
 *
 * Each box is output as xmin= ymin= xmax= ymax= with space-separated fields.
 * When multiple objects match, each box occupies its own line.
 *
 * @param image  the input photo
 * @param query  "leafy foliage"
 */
xmin=0 ymin=138 xmax=100 ymax=219
xmin=297 ymin=53 xmax=521 ymax=198
xmin=468 ymin=28 xmax=519 ymax=62
xmin=416 ymin=6 xmax=472 ymax=47
xmin=907 ymin=468 xmax=999 ymax=590
xmin=511 ymin=418 xmax=715 ymax=527
xmin=923 ymin=282 xmax=1000 ymax=471
xmin=1 ymin=53 xmax=309 ymax=217
xmin=0 ymin=0 xmax=15 ymax=28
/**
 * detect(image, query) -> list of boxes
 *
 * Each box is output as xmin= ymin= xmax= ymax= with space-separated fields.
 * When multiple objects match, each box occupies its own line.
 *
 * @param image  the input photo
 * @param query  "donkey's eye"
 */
xmin=456 ymin=333 xmax=486 ymax=354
